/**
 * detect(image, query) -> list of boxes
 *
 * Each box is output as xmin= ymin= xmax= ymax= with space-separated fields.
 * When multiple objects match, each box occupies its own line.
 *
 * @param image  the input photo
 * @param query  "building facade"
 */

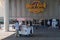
xmin=9 ymin=0 xmax=60 ymax=19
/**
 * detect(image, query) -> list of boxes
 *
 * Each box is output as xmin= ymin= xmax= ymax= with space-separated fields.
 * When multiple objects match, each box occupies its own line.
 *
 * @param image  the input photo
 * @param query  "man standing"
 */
xmin=15 ymin=20 xmax=19 ymax=37
xmin=52 ymin=19 xmax=57 ymax=28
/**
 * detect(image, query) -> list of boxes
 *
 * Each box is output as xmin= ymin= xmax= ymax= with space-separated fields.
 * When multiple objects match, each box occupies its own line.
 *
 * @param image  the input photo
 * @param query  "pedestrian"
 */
xmin=52 ymin=19 xmax=57 ymax=28
xmin=47 ymin=20 xmax=50 ymax=27
xmin=15 ymin=20 xmax=19 ymax=37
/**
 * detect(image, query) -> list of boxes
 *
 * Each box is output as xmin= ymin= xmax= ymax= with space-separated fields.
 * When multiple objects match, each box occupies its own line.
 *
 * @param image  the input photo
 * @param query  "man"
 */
xmin=15 ymin=20 xmax=19 ymax=37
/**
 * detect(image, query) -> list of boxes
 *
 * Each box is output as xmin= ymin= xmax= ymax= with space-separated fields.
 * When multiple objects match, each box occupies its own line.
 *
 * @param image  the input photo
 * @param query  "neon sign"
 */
xmin=26 ymin=0 xmax=46 ymax=13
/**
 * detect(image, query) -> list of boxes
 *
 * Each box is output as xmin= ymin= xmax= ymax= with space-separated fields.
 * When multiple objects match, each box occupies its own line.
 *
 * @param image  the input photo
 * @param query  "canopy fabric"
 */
xmin=17 ymin=18 xmax=33 ymax=21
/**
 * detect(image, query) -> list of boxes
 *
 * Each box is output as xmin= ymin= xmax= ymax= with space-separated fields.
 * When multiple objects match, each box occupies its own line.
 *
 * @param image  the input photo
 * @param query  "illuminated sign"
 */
xmin=26 ymin=0 xmax=46 ymax=13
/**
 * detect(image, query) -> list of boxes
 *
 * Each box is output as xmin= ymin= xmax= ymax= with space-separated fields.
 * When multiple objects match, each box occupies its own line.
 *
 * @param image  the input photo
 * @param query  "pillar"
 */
xmin=11 ymin=0 xmax=17 ymax=18
xmin=17 ymin=0 xmax=21 ymax=17
xmin=22 ymin=0 xmax=25 ymax=18
xmin=4 ymin=0 xmax=9 ymax=31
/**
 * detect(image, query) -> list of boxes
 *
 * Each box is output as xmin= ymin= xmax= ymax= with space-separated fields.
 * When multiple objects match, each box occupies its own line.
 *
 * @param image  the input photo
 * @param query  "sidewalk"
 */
xmin=0 ymin=28 xmax=15 ymax=40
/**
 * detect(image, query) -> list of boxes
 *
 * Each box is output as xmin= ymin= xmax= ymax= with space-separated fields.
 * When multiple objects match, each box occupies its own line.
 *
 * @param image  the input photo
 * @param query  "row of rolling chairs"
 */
xmin=33 ymin=19 xmax=60 ymax=27
xmin=21 ymin=19 xmax=60 ymax=27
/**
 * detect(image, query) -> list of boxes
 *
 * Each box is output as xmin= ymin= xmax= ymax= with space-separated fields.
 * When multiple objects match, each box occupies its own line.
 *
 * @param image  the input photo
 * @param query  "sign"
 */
xmin=26 ymin=0 xmax=46 ymax=13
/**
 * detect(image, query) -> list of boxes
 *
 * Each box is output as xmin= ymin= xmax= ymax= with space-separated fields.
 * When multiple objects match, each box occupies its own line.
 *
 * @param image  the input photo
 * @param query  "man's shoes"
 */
xmin=16 ymin=35 xmax=19 ymax=37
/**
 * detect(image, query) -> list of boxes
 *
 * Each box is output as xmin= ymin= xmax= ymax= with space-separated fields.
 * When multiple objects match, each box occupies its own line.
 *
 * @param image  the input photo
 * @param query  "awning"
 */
xmin=17 ymin=18 xmax=33 ymax=21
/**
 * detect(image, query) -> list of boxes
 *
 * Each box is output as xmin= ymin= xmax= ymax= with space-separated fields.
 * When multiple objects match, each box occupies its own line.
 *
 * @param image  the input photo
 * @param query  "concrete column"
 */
xmin=9 ymin=0 xmax=12 ymax=18
xmin=11 ymin=0 xmax=17 ymax=18
xmin=48 ymin=0 xmax=53 ymax=19
xmin=4 ymin=0 xmax=9 ymax=31
xmin=55 ymin=0 xmax=59 ymax=19
xmin=22 ymin=0 xmax=25 ymax=17
xmin=17 ymin=0 xmax=21 ymax=17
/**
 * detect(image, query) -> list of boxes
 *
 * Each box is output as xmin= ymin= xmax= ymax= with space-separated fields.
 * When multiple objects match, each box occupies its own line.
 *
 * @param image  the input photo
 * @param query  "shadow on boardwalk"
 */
xmin=1 ymin=32 xmax=60 ymax=40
